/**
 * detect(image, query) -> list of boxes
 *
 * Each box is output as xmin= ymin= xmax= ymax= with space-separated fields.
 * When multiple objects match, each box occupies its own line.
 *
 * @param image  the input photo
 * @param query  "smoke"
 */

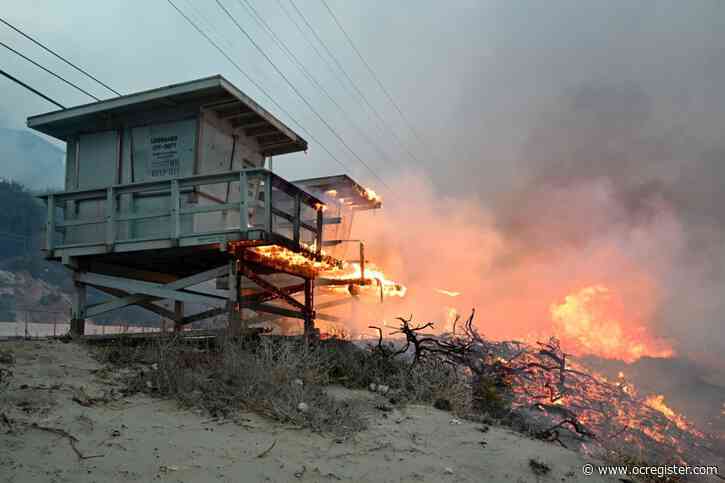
xmin=342 ymin=79 xmax=725 ymax=371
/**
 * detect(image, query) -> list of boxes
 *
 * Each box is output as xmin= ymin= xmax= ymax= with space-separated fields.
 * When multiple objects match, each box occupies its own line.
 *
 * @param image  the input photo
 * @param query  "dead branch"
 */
xmin=1 ymin=412 xmax=14 ymax=433
xmin=368 ymin=326 xmax=383 ymax=350
xmin=256 ymin=439 xmax=277 ymax=458
xmin=30 ymin=423 xmax=104 ymax=460
xmin=537 ymin=417 xmax=596 ymax=440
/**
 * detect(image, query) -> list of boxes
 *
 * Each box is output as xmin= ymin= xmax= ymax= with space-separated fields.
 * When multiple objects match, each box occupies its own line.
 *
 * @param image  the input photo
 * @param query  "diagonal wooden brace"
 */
xmin=82 ymin=265 xmax=228 ymax=317
xmin=92 ymin=286 xmax=177 ymax=321
xmin=239 ymin=265 xmax=306 ymax=311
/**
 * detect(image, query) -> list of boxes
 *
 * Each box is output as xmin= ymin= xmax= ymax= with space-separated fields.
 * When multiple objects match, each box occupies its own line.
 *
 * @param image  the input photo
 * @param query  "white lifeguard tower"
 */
xmin=32 ymin=75 xmax=384 ymax=338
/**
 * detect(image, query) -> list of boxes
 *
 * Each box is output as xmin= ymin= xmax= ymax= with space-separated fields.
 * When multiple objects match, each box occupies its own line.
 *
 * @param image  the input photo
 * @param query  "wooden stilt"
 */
xmin=174 ymin=301 xmax=184 ymax=332
xmin=303 ymin=278 xmax=316 ymax=342
xmin=70 ymin=278 xmax=86 ymax=337
xmin=227 ymin=258 xmax=241 ymax=337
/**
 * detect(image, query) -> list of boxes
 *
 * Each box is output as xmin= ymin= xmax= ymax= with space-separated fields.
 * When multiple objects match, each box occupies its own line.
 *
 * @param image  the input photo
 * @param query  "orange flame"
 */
xmin=550 ymin=285 xmax=674 ymax=363
xmin=644 ymin=394 xmax=702 ymax=436
xmin=363 ymin=187 xmax=382 ymax=204
xmin=243 ymin=245 xmax=337 ymax=278
xmin=324 ymin=262 xmax=407 ymax=298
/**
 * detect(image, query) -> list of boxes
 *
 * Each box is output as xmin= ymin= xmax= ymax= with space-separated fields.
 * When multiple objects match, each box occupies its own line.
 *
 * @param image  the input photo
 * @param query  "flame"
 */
xmin=645 ymin=394 xmax=698 ymax=434
xmin=240 ymin=244 xmax=338 ymax=278
xmin=325 ymin=189 xmax=338 ymax=197
xmin=324 ymin=262 xmax=407 ymax=298
xmin=363 ymin=187 xmax=382 ymax=204
xmin=435 ymin=288 xmax=461 ymax=297
xmin=550 ymin=285 xmax=674 ymax=363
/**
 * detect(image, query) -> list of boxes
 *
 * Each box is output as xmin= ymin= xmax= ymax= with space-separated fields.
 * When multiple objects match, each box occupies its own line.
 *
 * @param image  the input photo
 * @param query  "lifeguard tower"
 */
xmin=31 ymin=75 xmax=348 ymax=337
xmin=32 ymin=75 xmax=390 ymax=338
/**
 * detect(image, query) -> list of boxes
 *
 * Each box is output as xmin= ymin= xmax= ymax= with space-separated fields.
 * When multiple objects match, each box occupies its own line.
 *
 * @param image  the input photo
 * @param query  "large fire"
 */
xmin=550 ymin=285 xmax=674 ymax=363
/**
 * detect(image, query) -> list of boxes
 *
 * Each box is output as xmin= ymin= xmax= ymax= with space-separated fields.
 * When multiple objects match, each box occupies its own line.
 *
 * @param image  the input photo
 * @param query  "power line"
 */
xmin=0 ymin=68 xmax=65 ymax=108
xmin=286 ymin=0 xmax=421 ymax=166
xmin=237 ymin=0 xmax=400 ymax=173
xmin=166 ymin=0 xmax=356 ymax=178
xmin=0 ymin=16 xmax=121 ymax=96
xmin=215 ymin=0 xmax=391 ymax=192
xmin=0 ymin=40 xmax=100 ymax=101
xmin=273 ymin=0 xmax=346 ymax=93
xmin=319 ymin=0 xmax=429 ymax=152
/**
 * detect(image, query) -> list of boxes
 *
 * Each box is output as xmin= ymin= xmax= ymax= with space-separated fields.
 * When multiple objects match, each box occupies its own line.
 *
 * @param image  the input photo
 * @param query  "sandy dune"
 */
xmin=0 ymin=340 xmax=617 ymax=482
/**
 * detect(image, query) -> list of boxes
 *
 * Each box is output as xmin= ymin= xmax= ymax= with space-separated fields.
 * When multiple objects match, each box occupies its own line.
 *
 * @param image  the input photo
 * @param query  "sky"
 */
xmin=1 ymin=1 xmax=723 ymax=196
xmin=2 ymin=1 xmax=725 ymax=367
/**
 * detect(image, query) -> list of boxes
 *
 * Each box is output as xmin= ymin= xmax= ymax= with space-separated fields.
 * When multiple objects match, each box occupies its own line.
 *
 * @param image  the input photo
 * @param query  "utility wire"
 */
xmin=167 ymin=0 xmax=356 ymax=177
xmin=286 ymin=0 xmax=421 ymax=166
xmin=273 ymin=0 xmax=348 ymax=95
xmin=0 ymin=40 xmax=100 ymax=100
xmin=320 ymin=0 xmax=429 ymax=152
xmin=237 ymin=0 xmax=400 ymax=173
xmin=215 ymin=0 xmax=391 ymax=192
xmin=0 ymin=16 xmax=121 ymax=96
xmin=0 ymin=68 xmax=65 ymax=108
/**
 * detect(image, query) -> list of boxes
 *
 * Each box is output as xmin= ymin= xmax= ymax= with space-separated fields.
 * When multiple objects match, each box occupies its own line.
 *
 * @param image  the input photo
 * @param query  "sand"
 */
xmin=0 ymin=339 xmax=618 ymax=482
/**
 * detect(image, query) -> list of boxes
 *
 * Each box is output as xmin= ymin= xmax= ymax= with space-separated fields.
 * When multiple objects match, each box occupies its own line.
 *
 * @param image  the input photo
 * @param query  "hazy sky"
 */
xmin=2 ymin=1 xmax=724 ymax=198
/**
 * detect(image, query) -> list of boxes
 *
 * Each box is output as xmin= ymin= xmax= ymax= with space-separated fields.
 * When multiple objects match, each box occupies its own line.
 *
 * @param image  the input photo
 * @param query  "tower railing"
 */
xmin=38 ymin=169 xmax=324 ymax=259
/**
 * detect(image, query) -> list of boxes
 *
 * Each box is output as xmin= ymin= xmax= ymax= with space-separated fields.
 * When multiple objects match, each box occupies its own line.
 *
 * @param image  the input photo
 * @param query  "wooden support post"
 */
xmin=227 ymin=258 xmax=241 ymax=336
xmin=70 ymin=273 xmax=86 ymax=337
xmin=316 ymin=208 xmax=323 ymax=255
xmin=303 ymin=278 xmax=315 ymax=342
xmin=173 ymin=301 xmax=184 ymax=332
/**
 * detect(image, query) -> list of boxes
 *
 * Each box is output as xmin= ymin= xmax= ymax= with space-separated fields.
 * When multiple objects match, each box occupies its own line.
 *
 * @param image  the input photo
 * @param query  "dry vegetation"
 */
xmin=87 ymin=311 xmax=721 ymax=480
xmin=93 ymin=331 xmax=475 ymax=436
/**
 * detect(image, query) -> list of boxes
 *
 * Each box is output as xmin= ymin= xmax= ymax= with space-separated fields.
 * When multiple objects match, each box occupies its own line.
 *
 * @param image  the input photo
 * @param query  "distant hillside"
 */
xmin=0 ymin=128 xmax=64 ymax=190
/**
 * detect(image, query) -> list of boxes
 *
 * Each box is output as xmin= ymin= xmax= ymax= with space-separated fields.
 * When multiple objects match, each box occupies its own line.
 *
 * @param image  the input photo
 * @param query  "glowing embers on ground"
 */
xmin=550 ymin=285 xmax=673 ymax=363
xmin=499 ymin=339 xmax=709 ymax=463
xmin=322 ymin=262 xmax=407 ymax=298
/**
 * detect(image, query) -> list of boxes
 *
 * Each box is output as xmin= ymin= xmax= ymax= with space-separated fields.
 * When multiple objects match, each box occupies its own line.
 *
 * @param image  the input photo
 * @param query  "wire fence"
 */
xmin=0 ymin=307 xmax=164 ymax=339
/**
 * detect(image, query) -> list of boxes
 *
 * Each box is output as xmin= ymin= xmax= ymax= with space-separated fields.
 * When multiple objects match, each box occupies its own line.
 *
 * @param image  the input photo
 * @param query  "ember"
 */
xmin=377 ymin=311 xmax=721 ymax=468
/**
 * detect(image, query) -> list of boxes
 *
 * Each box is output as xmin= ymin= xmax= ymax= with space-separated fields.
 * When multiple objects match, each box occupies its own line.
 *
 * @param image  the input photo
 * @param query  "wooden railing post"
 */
xmin=105 ymin=187 xmax=115 ymax=250
xmin=293 ymin=192 xmax=301 ymax=244
xmin=239 ymin=170 xmax=248 ymax=230
xmin=264 ymin=172 xmax=273 ymax=235
xmin=171 ymin=179 xmax=180 ymax=242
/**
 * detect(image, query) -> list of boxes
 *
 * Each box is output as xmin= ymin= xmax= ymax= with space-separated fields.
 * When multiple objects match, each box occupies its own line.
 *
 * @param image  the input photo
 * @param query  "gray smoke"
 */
xmin=360 ymin=2 xmax=725 ymax=370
